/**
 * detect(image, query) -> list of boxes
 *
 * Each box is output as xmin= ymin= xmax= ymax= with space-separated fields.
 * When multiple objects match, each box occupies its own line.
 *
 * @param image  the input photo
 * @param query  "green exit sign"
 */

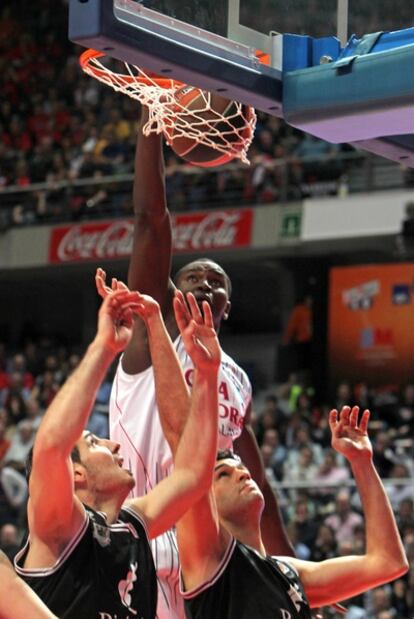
xmin=281 ymin=212 xmax=302 ymax=238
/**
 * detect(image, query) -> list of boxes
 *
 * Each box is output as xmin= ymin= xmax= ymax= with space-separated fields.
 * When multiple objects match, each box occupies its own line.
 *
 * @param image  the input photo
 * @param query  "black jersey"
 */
xmin=15 ymin=505 xmax=157 ymax=619
xmin=182 ymin=538 xmax=312 ymax=619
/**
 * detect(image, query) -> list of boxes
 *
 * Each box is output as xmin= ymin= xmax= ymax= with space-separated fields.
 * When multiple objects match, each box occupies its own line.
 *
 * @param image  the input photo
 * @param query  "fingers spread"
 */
xmin=202 ymin=301 xmax=214 ymax=328
xmin=359 ymin=409 xmax=370 ymax=433
xmin=186 ymin=293 xmax=203 ymax=323
xmin=339 ymin=405 xmax=351 ymax=426
xmin=328 ymin=409 xmax=338 ymax=429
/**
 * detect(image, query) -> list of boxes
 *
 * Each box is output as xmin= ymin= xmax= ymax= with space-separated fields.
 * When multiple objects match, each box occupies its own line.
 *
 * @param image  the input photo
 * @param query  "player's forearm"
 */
xmin=174 ymin=369 xmax=219 ymax=489
xmin=0 ymin=554 xmax=57 ymax=619
xmin=133 ymin=108 xmax=166 ymax=215
xmin=351 ymin=457 xmax=407 ymax=574
xmin=146 ymin=311 xmax=191 ymax=453
xmin=35 ymin=340 xmax=114 ymax=455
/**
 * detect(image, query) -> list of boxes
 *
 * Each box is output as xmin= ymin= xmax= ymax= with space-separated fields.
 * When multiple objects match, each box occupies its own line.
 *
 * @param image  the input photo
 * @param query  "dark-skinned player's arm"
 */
xmin=129 ymin=105 xmax=172 ymax=301
xmin=1 ymin=551 xmax=58 ymax=619
xmin=97 ymin=107 xmax=175 ymax=375
xmin=233 ymin=412 xmax=294 ymax=557
xmin=27 ymin=290 xmax=141 ymax=557
xmin=284 ymin=406 xmax=408 ymax=609
xmin=128 ymin=291 xmax=221 ymax=539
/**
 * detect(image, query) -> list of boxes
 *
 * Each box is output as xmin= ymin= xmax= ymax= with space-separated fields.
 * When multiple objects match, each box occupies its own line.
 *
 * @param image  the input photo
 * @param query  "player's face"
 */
xmin=176 ymin=260 xmax=231 ymax=329
xmin=212 ymin=458 xmax=264 ymax=520
xmin=76 ymin=432 xmax=135 ymax=493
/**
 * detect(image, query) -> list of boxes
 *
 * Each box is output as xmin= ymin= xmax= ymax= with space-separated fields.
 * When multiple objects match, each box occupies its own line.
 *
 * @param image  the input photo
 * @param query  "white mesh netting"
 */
xmin=81 ymin=52 xmax=257 ymax=165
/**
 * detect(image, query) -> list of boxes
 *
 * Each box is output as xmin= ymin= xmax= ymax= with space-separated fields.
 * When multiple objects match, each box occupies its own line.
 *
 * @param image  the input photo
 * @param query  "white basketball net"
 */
xmin=81 ymin=52 xmax=257 ymax=165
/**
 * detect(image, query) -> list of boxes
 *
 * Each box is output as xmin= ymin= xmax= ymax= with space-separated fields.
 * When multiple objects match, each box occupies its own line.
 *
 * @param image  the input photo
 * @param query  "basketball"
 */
xmin=165 ymin=86 xmax=254 ymax=167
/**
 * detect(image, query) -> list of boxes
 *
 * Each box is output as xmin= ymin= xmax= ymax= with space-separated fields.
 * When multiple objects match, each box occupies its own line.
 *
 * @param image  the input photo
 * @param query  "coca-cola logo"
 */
xmin=49 ymin=210 xmax=252 ymax=263
xmin=172 ymin=211 xmax=243 ymax=251
xmin=56 ymin=221 xmax=133 ymax=261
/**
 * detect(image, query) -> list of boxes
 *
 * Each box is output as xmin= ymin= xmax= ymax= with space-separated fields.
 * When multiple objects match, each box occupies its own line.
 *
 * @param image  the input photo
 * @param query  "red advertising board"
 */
xmin=48 ymin=209 xmax=253 ymax=263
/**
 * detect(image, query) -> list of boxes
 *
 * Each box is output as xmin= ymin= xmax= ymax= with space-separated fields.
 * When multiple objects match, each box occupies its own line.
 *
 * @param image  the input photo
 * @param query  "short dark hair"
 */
xmin=216 ymin=449 xmax=241 ymax=463
xmin=174 ymin=260 xmax=232 ymax=297
xmin=26 ymin=445 xmax=82 ymax=484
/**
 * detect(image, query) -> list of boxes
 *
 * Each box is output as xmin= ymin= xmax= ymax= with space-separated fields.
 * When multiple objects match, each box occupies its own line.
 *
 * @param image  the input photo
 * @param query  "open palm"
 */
xmin=173 ymin=290 xmax=221 ymax=371
xmin=329 ymin=406 xmax=373 ymax=461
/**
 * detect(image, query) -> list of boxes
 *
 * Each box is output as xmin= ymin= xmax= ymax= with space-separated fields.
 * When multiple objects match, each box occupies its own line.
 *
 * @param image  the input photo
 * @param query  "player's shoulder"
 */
xmin=220 ymin=349 xmax=251 ymax=389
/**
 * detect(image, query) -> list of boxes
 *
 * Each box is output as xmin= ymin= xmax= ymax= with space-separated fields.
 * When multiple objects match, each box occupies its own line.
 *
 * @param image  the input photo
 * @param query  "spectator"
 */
xmin=310 ymin=523 xmax=337 ymax=561
xmin=0 ymin=465 xmax=27 ymax=527
xmin=285 ymin=425 xmax=323 ymax=468
xmin=387 ymin=463 xmax=414 ymax=509
xmin=0 ymin=522 xmax=19 ymax=561
xmin=325 ymin=488 xmax=363 ymax=545
xmin=313 ymin=449 xmax=351 ymax=502
xmin=373 ymin=430 xmax=397 ymax=478
xmin=4 ymin=420 xmax=34 ymax=473
xmin=282 ymin=294 xmax=313 ymax=372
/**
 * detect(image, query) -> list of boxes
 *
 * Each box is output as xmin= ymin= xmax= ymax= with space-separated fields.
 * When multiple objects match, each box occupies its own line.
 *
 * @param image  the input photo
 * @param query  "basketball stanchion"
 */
xmin=80 ymin=49 xmax=256 ymax=166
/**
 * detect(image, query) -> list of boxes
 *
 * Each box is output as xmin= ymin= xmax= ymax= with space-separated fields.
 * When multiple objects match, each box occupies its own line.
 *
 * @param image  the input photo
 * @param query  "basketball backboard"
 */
xmin=69 ymin=0 xmax=414 ymax=166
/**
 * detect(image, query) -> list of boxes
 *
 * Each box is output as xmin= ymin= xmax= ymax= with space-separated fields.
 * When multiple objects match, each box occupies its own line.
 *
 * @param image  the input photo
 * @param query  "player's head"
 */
xmin=173 ymin=259 xmax=232 ymax=330
xmin=73 ymin=431 xmax=135 ymax=500
xmin=27 ymin=433 xmax=134 ymax=501
xmin=212 ymin=450 xmax=264 ymax=526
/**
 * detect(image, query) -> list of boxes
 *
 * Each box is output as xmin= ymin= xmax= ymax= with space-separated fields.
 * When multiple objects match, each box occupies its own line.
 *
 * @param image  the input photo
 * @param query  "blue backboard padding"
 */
xmin=283 ymin=43 xmax=414 ymax=140
xmin=283 ymin=35 xmax=341 ymax=72
xmin=311 ymin=37 xmax=341 ymax=67
xmin=68 ymin=0 xmax=282 ymax=114
xmin=283 ymin=35 xmax=313 ymax=72
xmin=340 ymin=27 xmax=414 ymax=58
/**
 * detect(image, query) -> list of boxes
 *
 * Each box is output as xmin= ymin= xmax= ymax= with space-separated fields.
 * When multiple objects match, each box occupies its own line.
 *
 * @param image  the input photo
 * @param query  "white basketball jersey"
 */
xmin=110 ymin=335 xmax=252 ymax=619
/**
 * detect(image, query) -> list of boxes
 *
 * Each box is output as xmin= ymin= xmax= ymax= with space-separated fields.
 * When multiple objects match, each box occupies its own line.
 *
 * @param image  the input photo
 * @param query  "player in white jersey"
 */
xmin=96 ymin=105 xmax=293 ymax=619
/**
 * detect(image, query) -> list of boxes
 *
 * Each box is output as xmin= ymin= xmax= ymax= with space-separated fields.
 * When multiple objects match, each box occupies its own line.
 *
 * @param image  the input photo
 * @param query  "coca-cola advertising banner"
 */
xmin=48 ymin=209 xmax=253 ymax=264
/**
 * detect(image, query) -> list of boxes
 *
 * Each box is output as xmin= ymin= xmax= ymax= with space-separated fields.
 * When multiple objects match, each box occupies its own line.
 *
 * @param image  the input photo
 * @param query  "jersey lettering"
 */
xmin=280 ymin=610 xmax=292 ymax=619
xmin=218 ymin=403 xmax=244 ymax=428
xmin=218 ymin=380 xmax=229 ymax=401
xmin=185 ymin=369 xmax=231 ymax=403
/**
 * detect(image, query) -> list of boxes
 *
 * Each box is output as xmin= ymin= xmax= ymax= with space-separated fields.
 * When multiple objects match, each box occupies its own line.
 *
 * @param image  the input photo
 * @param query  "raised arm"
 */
xmin=287 ymin=406 xmax=408 ymax=608
xmin=129 ymin=106 xmax=172 ymax=303
xmin=28 ymin=290 xmax=139 ymax=549
xmin=128 ymin=292 xmax=221 ymax=539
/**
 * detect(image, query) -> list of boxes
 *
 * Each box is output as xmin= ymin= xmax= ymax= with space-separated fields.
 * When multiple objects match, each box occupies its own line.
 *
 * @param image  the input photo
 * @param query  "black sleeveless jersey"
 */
xmin=15 ymin=505 xmax=157 ymax=619
xmin=182 ymin=538 xmax=312 ymax=619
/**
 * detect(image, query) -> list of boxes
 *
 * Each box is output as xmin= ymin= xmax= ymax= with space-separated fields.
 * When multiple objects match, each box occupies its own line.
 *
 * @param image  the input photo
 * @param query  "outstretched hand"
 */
xmin=96 ymin=289 xmax=141 ymax=354
xmin=329 ymin=406 xmax=373 ymax=462
xmin=95 ymin=267 xmax=128 ymax=299
xmin=173 ymin=290 xmax=221 ymax=372
xmin=96 ymin=267 xmax=160 ymax=321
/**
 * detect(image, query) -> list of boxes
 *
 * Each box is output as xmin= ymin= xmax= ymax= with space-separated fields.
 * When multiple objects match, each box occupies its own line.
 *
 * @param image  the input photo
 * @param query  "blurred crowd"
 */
xmin=253 ymin=375 xmax=414 ymax=618
xmin=0 ymin=336 xmax=413 ymax=617
xmin=0 ymin=1 xmax=360 ymax=228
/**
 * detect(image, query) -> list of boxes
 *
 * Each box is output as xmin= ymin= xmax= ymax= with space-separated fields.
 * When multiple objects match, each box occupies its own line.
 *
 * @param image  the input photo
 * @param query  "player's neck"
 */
xmin=77 ymin=489 xmax=125 ymax=524
xmin=224 ymin=519 xmax=266 ymax=557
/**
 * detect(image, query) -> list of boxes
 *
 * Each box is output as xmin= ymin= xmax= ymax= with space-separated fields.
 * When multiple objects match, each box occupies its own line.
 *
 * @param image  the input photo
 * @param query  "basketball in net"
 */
xmin=79 ymin=50 xmax=256 ymax=166
xmin=164 ymin=86 xmax=255 ymax=167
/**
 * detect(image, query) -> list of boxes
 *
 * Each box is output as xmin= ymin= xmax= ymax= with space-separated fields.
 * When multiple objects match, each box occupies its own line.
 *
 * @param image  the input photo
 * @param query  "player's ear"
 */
xmin=223 ymin=300 xmax=231 ymax=321
xmin=73 ymin=463 xmax=87 ymax=488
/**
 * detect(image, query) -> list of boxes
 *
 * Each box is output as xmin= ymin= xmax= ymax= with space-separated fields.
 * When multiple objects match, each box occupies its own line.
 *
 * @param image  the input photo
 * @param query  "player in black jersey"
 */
xmin=173 ymin=404 xmax=408 ymax=618
xmin=15 ymin=286 xmax=222 ymax=619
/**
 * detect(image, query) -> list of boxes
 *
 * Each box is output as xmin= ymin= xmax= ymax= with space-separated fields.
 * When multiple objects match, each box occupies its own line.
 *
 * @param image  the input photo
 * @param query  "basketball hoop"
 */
xmin=80 ymin=49 xmax=256 ymax=165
